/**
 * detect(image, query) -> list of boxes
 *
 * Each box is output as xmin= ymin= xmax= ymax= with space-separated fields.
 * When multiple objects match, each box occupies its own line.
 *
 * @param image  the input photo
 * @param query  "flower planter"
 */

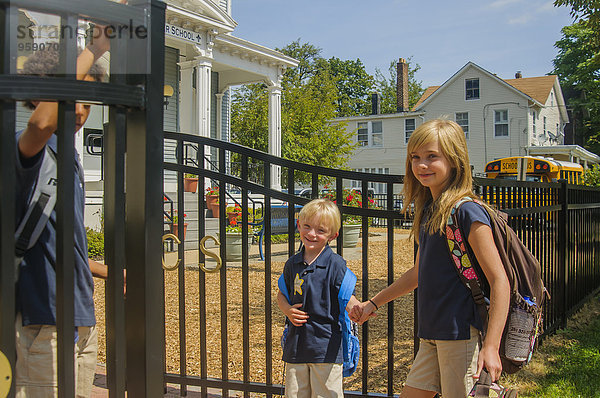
xmin=342 ymin=224 xmax=361 ymax=248
xmin=184 ymin=177 xmax=198 ymax=193
xmin=171 ymin=223 xmax=188 ymax=241
xmin=218 ymin=232 xmax=252 ymax=261
xmin=227 ymin=212 xmax=241 ymax=224
xmin=205 ymin=194 xmax=220 ymax=218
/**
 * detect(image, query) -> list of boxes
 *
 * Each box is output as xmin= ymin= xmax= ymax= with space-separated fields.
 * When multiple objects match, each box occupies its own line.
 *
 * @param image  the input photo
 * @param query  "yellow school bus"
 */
xmin=485 ymin=156 xmax=583 ymax=184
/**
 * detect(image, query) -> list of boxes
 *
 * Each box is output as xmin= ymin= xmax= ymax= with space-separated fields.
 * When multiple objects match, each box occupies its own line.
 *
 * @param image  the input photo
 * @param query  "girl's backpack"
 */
xmin=445 ymin=197 xmax=548 ymax=374
xmin=277 ymin=269 xmax=360 ymax=377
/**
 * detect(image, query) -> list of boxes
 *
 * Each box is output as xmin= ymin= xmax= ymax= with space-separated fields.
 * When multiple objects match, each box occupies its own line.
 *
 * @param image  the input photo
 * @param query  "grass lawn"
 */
xmin=504 ymin=294 xmax=600 ymax=397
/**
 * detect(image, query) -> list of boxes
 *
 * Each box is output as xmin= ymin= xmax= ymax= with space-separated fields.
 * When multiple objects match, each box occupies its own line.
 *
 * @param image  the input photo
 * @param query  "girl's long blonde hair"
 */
xmin=402 ymin=119 xmax=479 ymax=243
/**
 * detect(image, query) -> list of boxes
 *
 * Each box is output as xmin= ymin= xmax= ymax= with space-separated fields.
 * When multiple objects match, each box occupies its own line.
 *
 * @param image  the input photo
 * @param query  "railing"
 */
xmin=162 ymin=134 xmax=600 ymax=398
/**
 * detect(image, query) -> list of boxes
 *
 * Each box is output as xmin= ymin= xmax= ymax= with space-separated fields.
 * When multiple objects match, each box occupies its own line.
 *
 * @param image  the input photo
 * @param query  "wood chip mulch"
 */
xmin=94 ymin=230 xmax=416 ymax=394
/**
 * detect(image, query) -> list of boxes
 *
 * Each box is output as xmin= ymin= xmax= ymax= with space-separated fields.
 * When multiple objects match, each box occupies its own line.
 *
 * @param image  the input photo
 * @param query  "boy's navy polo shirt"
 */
xmin=15 ymin=131 xmax=95 ymax=327
xmin=417 ymin=201 xmax=490 ymax=340
xmin=281 ymin=245 xmax=348 ymax=364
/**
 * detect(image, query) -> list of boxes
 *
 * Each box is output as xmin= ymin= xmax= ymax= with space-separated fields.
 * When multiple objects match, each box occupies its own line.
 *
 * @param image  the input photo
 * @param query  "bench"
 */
xmin=252 ymin=204 xmax=301 ymax=260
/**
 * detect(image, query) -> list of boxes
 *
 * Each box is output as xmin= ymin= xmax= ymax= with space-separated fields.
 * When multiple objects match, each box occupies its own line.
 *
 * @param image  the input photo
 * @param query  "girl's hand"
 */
xmin=475 ymin=344 xmax=502 ymax=382
xmin=350 ymin=302 xmax=376 ymax=324
xmin=285 ymin=303 xmax=308 ymax=327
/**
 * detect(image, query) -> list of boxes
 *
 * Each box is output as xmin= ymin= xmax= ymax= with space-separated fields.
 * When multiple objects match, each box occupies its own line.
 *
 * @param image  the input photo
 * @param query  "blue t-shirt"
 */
xmin=15 ymin=131 xmax=95 ymax=327
xmin=281 ymin=245 xmax=347 ymax=364
xmin=417 ymin=201 xmax=490 ymax=340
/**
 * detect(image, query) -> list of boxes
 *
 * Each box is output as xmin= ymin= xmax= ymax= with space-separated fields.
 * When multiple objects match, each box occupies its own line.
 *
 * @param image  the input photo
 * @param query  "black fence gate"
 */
xmin=1 ymin=0 xmax=166 ymax=396
xmin=163 ymin=132 xmax=409 ymax=397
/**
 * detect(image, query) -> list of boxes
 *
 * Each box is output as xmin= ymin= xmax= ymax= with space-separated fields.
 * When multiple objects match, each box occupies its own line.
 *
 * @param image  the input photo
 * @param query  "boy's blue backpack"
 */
xmin=278 ymin=269 xmax=360 ymax=377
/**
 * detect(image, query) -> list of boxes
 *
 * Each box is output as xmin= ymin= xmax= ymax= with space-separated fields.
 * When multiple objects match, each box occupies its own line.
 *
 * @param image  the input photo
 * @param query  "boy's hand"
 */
xmin=285 ymin=303 xmax=308 ymax=327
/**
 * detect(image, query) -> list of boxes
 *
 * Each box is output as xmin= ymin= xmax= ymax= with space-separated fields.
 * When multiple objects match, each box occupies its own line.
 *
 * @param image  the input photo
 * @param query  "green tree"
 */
xmin=552 ymin=22 xmax=600 ymax=153
xmin=554 ymin=0 xmax=600 ymax=59
xmin=231 ymin=40 xmax=355 ymax=185
xmin=373 ymin=57 xmax=424 ymax=114
xmin=323 ymin=57 xmax=374 ymax=117
xmin=583 ymin=164 xmax=600 ymax=186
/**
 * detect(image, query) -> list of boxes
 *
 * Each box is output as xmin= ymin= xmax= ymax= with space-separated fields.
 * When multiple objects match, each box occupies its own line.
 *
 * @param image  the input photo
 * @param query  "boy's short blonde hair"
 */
xmin=298 ymin=199 xmax=341 ymax=235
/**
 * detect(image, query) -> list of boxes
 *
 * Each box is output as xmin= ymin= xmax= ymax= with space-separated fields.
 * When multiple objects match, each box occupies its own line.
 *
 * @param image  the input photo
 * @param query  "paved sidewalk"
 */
xmin=92 ymin=364 xmax=225 ymax=397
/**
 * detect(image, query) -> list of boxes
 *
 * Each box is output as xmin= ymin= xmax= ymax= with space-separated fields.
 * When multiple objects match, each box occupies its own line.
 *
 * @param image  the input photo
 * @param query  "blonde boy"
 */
xmin=277 ymin=199 xmax=359 ymax=398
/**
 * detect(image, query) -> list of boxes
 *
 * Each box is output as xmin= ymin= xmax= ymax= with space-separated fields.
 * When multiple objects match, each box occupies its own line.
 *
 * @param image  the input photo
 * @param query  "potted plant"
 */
xmin=183 ymin=173 xmax=199 ymax=193
xmin=322 ymin=187 xmax=376 ymax=247
xmin=218 ymin=218 xmax=252 ymax=261
xmin=171 ymin=211 xmax=188 ymax=240
xmin=205 ymin=186 xmax=223 ymax=218
xmin=226 ymin=204 xmax=242 ymax=224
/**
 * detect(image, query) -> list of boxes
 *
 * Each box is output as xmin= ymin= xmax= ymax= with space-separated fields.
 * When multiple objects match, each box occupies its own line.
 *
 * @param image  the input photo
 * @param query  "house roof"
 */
xmin=413 ymin=62 xmax=559 ymax=111
xmin=503 ymin=75 xmax=558 ymax=105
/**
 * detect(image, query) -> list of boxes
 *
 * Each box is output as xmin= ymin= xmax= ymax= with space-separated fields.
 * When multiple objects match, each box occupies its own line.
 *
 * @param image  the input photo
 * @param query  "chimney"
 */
xmin=371 ymin=93 xmax=380 ymax=115
xmin=515 ymin=71 xmax=522 ymax=79
xmin=396 ymin=58 xmax=409 ymax=112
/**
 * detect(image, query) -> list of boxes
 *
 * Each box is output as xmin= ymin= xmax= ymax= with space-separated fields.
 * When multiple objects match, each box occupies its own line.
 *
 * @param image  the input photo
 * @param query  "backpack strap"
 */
xmin=14 ymin=146 xmax=58 ymax=269
xmin=278 ymin=273 xmax=290 ymax=303
xmin=445 ymin=197 xmax=490 ymax=335
xmin=338 ymin=268 xmax=358 ymax=377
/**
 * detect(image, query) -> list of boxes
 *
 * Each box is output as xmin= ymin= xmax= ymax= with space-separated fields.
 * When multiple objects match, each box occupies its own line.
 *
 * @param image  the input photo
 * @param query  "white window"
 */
xmin=357 ymin=121 xmax=383 ymax=147
xmin=532 ymin=111 xmax=536 ymax=136
xmin=465 ymin=78 xmax=480 ymax=100
xmin=543 ymin=116 xmax=547 ymax=135
xmin=357 ymin=122 xmax=368 ymax=146
xmin=455 ymin=112 xmax=469 ymax=138
xmin=550 ymin=92 xmax=554 ymax=107
xmin=371 ymin=121 xmax=383 ymax=146
xmin=405 ymin=119 xmax=416 ymax=144
xmin=494 ymin=110 xmax=508 ymax=137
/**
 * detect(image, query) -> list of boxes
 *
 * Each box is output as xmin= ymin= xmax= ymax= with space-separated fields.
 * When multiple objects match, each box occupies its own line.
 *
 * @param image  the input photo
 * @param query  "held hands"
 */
xmin=285 ymin=303 xmax=309 ymax=327
xmin=349 ymin=301 xmax=377 ymax=324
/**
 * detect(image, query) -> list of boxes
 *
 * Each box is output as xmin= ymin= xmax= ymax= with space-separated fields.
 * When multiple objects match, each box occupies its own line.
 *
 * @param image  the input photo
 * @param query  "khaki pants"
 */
xmin=405 ymin=326 xmax=480 ymax=398
xmin=15 ymin=314 xmax=98 ymax=398
xmin=285 ymin=363 xmax=343 ymax=398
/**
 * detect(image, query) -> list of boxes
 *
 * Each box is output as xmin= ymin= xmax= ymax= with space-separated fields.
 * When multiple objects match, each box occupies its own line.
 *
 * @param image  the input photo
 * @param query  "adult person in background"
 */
xmin=15 ymin=26 xmax=111 ymax=398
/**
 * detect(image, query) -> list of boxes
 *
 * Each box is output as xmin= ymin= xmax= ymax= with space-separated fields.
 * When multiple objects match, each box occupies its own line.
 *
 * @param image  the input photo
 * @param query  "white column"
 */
xmin=178 ymin=60 xmax=195 ymax=134
xmin=195 ymin=57 xmax=212 ymax=138
xmin=216 ymin=93 xmax=224 ymax=141
xmin=268 ymin=85 xmax=282 ymax=190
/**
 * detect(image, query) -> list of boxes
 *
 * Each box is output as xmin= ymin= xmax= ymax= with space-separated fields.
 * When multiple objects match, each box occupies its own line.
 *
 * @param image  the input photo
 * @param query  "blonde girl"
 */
xmin=350 ymin=119 xmax=510 ymax=398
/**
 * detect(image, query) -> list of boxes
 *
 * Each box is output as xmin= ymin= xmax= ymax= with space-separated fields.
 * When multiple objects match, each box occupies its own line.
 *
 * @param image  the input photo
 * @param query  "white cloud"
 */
xmin=508 ymin=14 xmax=532 ymax=24
xmin=489 ymin=0 xmax=522 ymax=8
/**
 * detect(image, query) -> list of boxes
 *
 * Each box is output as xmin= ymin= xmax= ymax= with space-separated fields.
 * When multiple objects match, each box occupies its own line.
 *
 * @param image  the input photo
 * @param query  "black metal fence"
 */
xmin=162 ymin=132 xmax=600 ymax=397
xmin=1 ymin=1 xmax=165 ymax=397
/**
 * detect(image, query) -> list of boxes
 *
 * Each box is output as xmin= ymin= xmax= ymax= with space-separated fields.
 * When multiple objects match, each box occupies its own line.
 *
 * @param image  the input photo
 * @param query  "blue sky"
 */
xmin=232 ymin=0 xmax=575 ymax=88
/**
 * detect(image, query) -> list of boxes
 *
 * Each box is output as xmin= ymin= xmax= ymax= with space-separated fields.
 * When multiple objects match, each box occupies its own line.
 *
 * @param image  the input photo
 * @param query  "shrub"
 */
xmin=87 ymin=227 xmax=104 ymax=260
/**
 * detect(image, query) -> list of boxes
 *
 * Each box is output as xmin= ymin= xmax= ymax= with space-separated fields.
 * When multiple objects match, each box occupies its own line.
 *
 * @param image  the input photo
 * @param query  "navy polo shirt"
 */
xmin=15 ymin=131 xmax=95 ymax=327
xmin=281 ymin=245 xmax=348 ymax=364
xmin=417 ymin=201 xmax=490 ymax=340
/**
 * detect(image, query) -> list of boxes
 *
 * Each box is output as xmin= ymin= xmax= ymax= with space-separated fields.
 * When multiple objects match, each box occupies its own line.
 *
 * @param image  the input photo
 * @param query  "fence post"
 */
xmin=558 ymin=179 xmax=568 ymax=328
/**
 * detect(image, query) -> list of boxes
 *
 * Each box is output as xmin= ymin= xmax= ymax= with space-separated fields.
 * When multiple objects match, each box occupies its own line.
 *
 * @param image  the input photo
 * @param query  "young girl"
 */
xmin=350 ymin=119 xmax=510 ymax=398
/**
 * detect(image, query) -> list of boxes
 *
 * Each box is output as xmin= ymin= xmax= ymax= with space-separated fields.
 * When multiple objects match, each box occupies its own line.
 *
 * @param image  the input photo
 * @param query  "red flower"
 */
xmin=357 ymin=201 xmax=362 ymax=206
xmin=230 ymin=218 xmax=238 ymax=226
xmin=346 ymin=195 xmax=353 ymax=202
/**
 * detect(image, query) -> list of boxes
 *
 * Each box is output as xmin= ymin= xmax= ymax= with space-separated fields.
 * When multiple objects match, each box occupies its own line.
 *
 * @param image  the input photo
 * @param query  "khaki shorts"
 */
xmin=405 ymin=326 xmax=480 ymax=398
xmin=15 ymin=313 xmax=98 ymax=398
xmin=285 ymin=363 xmax=343 ymax=398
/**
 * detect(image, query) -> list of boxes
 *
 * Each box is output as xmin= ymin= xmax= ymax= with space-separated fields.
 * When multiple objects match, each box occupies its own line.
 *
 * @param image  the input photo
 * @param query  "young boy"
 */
xmin=277 ymin=198 xmax=359 ymax=398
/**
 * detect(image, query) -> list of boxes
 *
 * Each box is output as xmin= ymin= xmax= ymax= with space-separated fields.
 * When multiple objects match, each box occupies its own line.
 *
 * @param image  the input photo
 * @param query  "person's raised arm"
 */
xmin=468 ymin=221 xmax=510 ymax=382
xmin=18 ymin=22 xmax=113 ymax=159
